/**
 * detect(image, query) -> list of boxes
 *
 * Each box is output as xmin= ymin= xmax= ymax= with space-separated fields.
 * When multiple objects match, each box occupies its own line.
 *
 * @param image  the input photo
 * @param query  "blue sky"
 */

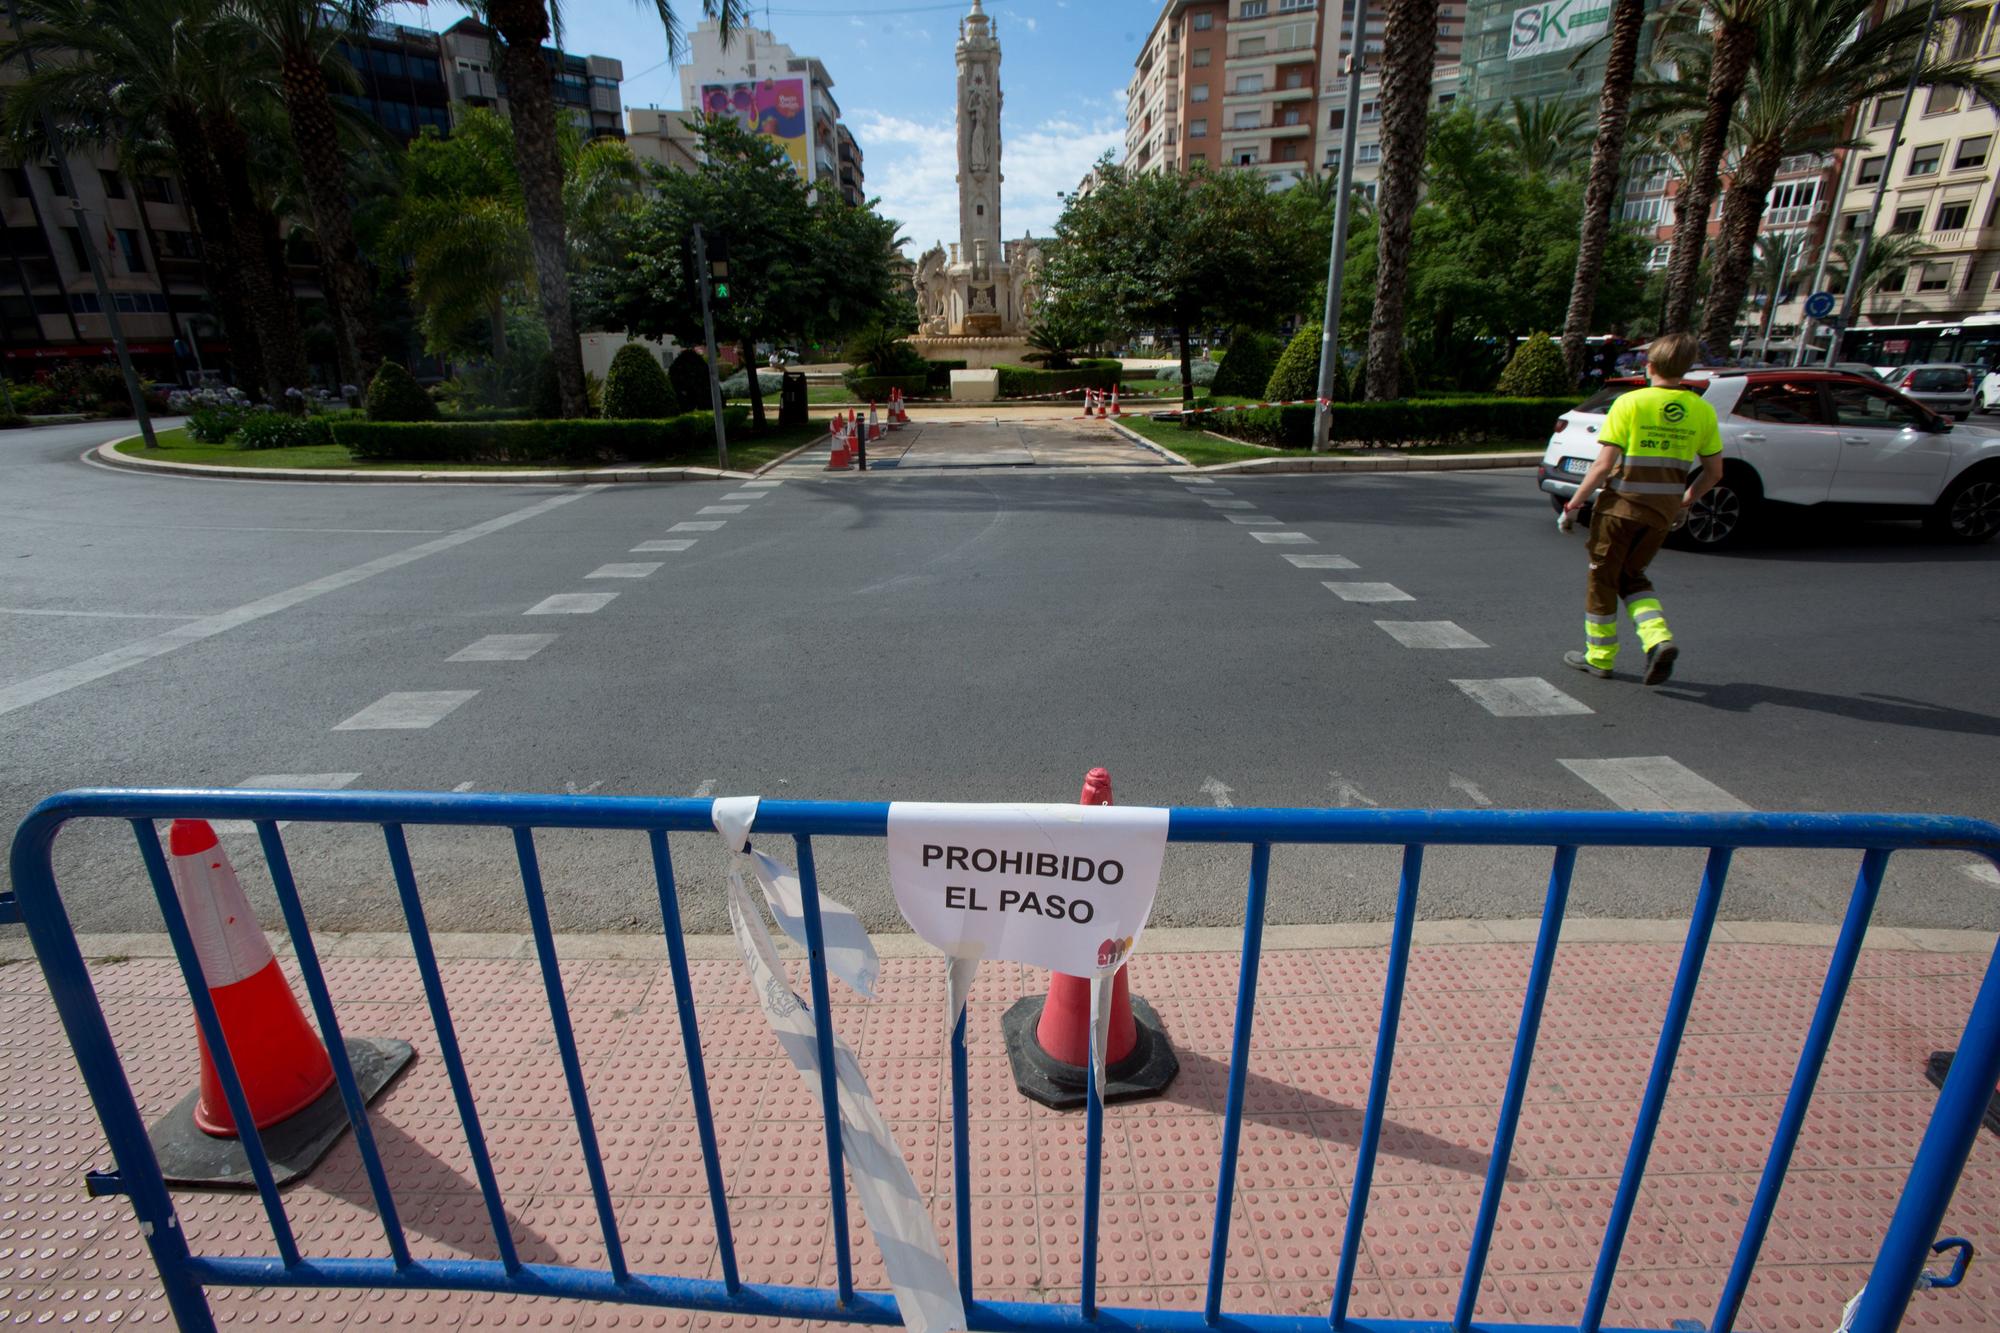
xmin=385 ymin=1 xmax=1156 ymax=252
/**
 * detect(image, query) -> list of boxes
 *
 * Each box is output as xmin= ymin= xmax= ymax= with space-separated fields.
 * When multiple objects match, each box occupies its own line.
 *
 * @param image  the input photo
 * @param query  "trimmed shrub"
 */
xmin=994 ymin=359 xmax=1120 ymax=399
xmin=364 ymin=359 xmax=437 ymax=422
xmin=924 ymin=359 xmax=966 ymax=391
xmin=1495 ymin=332 xmax=1575 ymax=397
xmin=332 ymin=410 xmax=749 ymax=465
xmin=1265 ymin=323 xmax=1323 ymax=403
xmin=668 ymin=347 xmax=711 ymax=409
xmin=844 ymin=373 xmax=928 ymax=401
xmin=602 ymin=344 xmax=679 ymax=419
xmin=8 ymin=382 xmax=55 ymax=414
xmin=236 ymin=413 xmax=333 ymax=450
xmin=1211 ymin=331 xmax=1282 ymax=398
xmin=720 ymin=368 xmax=784 ymax=398
xmin=187 ymin=406 xmax=247 ymax=443
xmin=1157 ymin=359 xmax=1220 ymax=387
xmin=1183 ymin=396 xmax=1583 ymax=449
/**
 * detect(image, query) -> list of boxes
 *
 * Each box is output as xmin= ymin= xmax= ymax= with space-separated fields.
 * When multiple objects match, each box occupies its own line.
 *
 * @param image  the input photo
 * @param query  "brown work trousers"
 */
xmin=1585 ymin=508 xmax=1669 ymax=616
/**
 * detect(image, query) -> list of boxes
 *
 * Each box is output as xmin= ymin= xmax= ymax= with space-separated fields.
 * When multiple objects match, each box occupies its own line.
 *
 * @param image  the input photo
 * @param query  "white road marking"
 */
xmin=333 ymin=690 xmax=478 ymax=731
xmin=1202 ymin=498 xmax=1255 ymax=509
xmin=1958 ymin=862 xmax=2000 ymax=886
xmin=1225 ymin=515 xmax=1281 ymax=525
xmin=1282 ymin=555 xmax=1359 ymax=569
xmin=670 ymin=521 xmax=726 ymax=532
xmin=0 ymin=607 xmax=200 ymax=620
xmin=0 ymin=488 xmax=598 ymax=720
xmin=526 ymin=592 xmax=618 ymax=615
xmin=564 ymin=779 xmax=605 ymax=795
xmin=452 ymin=781 xmax=477 ymax=792
xmin=1375 ymin=620 xmax=1488 ymax=649
xmin=1328 ymin=772 xmax=1378 ymax=808
xmin=693 ymin=778 xmax=717 ymax=799
xmin=1187 ymin=486 xmax=1232 ymax=494
xmin=720 ymin=491 xmax=769 ymax=501
xmin=144 ymin=525 xmax=444 ymax=535
xmin=1559 ymin=756 xmax=1752 ymax=812
xmin=698 ymin=505 xmax=749 ymax=515
xmin=216 ymin=772 xmax=364 ymax=835
xmin=450 ymin=633 xmax=556 ymax=662
xmin=740 ymin=480 xmax=783 ymax=488
xmin=1200 ymin=776 xmax=1236 ymax=808
xmin=1250 ymin=532 xmax=1314 ymax=544
xmin=1323 ymin=582 xmax=1414 ymax=603
xmin=632 ymin=539 xmax=697 ymax=553
xmin=1448 ymin=772 xmax=1494 ymax=807
xmin=587 ymin=562 xmax=663 ymax=579
xmin=1451 ymin=677 xmax=1593 ymax=717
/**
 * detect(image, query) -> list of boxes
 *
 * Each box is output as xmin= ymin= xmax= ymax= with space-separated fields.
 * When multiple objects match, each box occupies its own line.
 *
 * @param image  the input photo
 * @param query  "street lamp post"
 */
xmin=1311 ymin=0 xmax=1367 ymax=453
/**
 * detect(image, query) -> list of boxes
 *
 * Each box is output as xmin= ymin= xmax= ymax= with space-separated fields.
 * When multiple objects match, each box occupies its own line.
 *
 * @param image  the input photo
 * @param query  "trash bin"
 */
xmin=779 ymin=371 xmax=808 ymax=427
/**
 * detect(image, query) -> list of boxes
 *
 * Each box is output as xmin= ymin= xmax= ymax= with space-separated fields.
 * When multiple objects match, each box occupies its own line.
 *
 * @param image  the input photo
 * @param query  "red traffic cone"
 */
xmin=869 ymin=403 xmax=882 ymax=441
xmin=828 ymin=413 xmax=852 ymax=469
xmin=1110 ymin=384 xmax=1122 ymax=417
xmin=1001 ymin=769 xmax=1178 ymax=1109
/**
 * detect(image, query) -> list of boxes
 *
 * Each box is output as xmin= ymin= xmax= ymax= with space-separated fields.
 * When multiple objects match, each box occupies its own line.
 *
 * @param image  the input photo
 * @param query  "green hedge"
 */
xmin=924 ymin=359 xmax=966 ymax=391
xmin=995 ymin=359 xmax=1121 ymax=398
xmin=843 ymin=372 xmax=929 ymax=401
xmin=1181 ymin=396 xmax=1583 ymax=449
xmin=332 ymin=410 xmax=748 ymax=464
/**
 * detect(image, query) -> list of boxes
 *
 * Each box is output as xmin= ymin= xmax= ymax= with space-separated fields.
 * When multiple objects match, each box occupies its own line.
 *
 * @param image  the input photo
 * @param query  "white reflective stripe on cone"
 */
xmin=168 ymin=820 xmax=274 ymax=988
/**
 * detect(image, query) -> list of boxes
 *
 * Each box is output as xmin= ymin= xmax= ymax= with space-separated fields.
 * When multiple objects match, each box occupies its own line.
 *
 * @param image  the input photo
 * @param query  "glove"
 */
xmin=1557 ymin=506 xmax=1577 ymax=534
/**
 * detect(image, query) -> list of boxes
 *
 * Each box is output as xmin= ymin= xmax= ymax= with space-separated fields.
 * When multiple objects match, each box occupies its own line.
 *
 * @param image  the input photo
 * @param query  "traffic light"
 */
xmin=708 ymin=232 xmax=729 ymax=300
xmin=713 ymin=281 xmax=730 ymax=300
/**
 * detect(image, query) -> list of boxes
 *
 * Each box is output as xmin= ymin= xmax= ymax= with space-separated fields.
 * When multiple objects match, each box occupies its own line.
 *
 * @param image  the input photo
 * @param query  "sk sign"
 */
xmin=1509 ymin=0 xmax=1613 ymax=60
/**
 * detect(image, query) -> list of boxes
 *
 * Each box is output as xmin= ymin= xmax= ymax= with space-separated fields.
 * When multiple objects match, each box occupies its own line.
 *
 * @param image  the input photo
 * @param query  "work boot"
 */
xmin=1643 ymin=641 xmax=1679 ymax=687
xmin=1564 ymin=651 xmax=1612 ymax=680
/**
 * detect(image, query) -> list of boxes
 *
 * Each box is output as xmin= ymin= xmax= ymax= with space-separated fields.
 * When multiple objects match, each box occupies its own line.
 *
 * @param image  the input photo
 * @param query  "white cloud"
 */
xmin=848 ymin=109 xmax=1123 ymax=255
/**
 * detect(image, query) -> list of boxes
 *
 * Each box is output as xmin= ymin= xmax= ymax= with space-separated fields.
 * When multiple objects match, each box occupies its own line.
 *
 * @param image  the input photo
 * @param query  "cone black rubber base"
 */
xmin=1925 ymin=1050 xmax=2000 ymax=1136
xmin=150 ymin=1036 xmax=414 ymax=1188
xmin=1002 ymin=993 xmax=1178 ymax=1110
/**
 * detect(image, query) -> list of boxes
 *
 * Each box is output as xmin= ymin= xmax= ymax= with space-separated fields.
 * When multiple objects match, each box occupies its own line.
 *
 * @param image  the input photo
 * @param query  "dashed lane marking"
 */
xmin=1250 ymin=532 xmax=1314 ymax=544
xmin=698 ymin=505 xmax=749 ymax=515
xmin=631 ymin=539 xmax=698 ymax=553
xmin=1200 ymin=776 xmax=1236 ymax=808
xmin=0 ymin=607 xmax=200 ymax=620
xmin=1225 ymin=515 xmax=1282 ymax=525
xmin=1559 ymin=756 xmax=1752 ymax=813
xmin=1282 ymin=554 xmax=1359 ymax=569
xmin=1375 ymin=620 xmax=1488 ymax=649
xmin=1201 ymin=498 xmax=1256 ymax=509
xmin=1448 ymin=772 xmax=1494 ymax=806
xmin=450 ymin=634 xmax=556 ymax=662
xmin=670 ymin=521 xmax=727 ymax=532
xmin=525 ymin=592 xmax=618 ymax=615
xmin=587 ymin=562 xmax=663 ymax=579
xmin=1451 ymin=677 xmax=1594 ymax=717
xmin=332 ymin=690 xmax=479 ymax=732
xmin=1322 ymin=582 xmax=1413 ymax=603
xmin=1327 ymin=772 xmax=1378 ymax=808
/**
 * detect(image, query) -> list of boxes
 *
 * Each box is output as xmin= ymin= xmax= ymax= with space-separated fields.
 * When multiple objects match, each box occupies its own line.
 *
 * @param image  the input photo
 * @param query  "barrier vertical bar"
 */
xmin=1579 ymin=846 xmax=1733 ymax=1333
xmin=131 ymin=821 xmax=300 ymax=1268
xmin=952 ymin=1005 xmax=974 ymax=1306
xmin=793 ymin=833 xmax=855 ymax=1305
xmin=646 ymin=830 xmax=740 ymax=1293
xmin=1850 ymin=934 xmax=2000 ymax=1330
xmin=10 ymin=816 xmax=219 ymax=1331
xmin=513 ymin=828 xmax=629 ymax=1282
xmin=1082 ymin=983 xmax=1103 ymax=1321
xmin=1330 ymin=844 xmax=1423 ymax=1329
xmin=256 ymin=821 xmax=411 ymax=1268
xmin=1453 ymin=844 xmax=1576 ymax=1332
xmin=1204 ymin=841 xmax=1273 ymax=1324
xmin=1709 ymin=848 xmax=1889 ymax=1331
xmin=381 ymin=823 xmax=521 ymax=1273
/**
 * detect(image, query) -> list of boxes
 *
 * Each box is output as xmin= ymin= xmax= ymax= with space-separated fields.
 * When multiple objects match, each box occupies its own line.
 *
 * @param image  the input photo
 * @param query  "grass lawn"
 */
xmin=118 ymin=420 xmax=828 ymax=474
xmin=1119 ymin=414 xmax=1547 ymax=467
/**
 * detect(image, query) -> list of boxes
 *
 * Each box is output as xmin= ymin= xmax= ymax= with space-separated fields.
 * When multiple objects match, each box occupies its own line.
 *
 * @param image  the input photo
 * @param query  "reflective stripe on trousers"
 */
xmin=1626 ymin=596 xmax=1673 ymax=652
xmin=1584 ymin=613 xmax=1619 ymax=670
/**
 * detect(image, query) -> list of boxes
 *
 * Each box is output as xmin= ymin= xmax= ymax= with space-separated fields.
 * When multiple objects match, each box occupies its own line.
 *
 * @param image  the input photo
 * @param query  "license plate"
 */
xmin=1561 ymin=457 xmax=1590 ymax=476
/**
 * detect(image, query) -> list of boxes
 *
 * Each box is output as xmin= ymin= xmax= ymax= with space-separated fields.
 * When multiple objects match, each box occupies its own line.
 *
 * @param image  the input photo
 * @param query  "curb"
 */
xmin=5 ymin=919 xmax=1989 ymax=967
xmin=95 ymin=438 xmax=758 ymax=485
xmin=754 ymin=429 xmax=831 ymax=475
xmin=1102 ymin=424 xmax=1540 ymax=475
xmin=1110 ymin=420 xmax=1192 ymax=467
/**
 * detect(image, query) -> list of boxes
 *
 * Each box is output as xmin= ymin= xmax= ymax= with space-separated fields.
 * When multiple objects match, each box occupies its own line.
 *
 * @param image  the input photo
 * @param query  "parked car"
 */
xmin=1977 ymin=367 xmax=2000 ymax=413
xmin=1882 ymin=363 xmax=1978 ymax=420
xmin=1830 ymin=361 xmax=1892 ymax=383
xmin=1536 ymin=369 xmax=2000 ymax=548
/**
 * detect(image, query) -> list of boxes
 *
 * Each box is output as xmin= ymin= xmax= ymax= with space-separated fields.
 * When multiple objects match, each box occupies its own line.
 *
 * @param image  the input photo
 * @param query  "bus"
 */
xmin=1836 ymin=314 xmax=2000 ymax=371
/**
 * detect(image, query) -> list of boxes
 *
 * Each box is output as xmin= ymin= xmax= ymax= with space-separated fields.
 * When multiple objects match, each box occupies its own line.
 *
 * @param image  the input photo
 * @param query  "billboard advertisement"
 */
xmin=1508 ymin=0 xmax=1612 ymax=60
xmin=698 ymin=77 xmax=810 ymax=177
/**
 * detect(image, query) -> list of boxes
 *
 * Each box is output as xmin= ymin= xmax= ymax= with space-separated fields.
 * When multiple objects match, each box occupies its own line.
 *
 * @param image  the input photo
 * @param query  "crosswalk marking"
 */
xmin=1451 ymin=677 xmax=1593 ymax=717
xmin=1189 ymin=486 xmax=1232 ymax=494
xmin=526 ymin=592 xmax=618 ymax=615
xmin=699 ymin=505 xmax=749 ymax=515
xmin=739 ymin=480 xmax=783 ymax=488
xmin=1225 ymin=515 xmax=1282 ymax=525
xmin=1375 ymin=620 xmax=1487 ymax=649
xmin=217 ymin=772 xmax=363 ymax=835
xmin=1322 ymin=582 xmax=1413 ymax=603
xmin=631 ymin=539 xmax=697 ymax=553
xmin=587 ymin=562 xmax=663 ymax=579
xmin=670 ymin=521 xmax=727 ymax=532
xmin=720 ymin=491 xmax=769 ymax=501
xmin=1283 ymin=554 xmax=1359 ymax=569
xmin=333 ymin=691 xmax=478 ymax=732
xmin=449 ymin=634 xmax=555 ymax=662
xmin=1202 ymin=498 xmax=1255 ymax=509
xmin=1559 ymin=756 xmax=1751 ymax=812
xmin=1250 ymin=531 xmax=1314 ymax=544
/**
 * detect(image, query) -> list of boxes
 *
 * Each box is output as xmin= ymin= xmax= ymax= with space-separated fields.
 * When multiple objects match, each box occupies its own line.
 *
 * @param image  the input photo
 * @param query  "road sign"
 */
xmin=1805 ymin=291 xmax=1836 ymax=319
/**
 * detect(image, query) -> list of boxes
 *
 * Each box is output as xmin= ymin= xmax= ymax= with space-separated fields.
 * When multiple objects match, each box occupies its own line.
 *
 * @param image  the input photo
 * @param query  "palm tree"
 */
xmin=1500 ymin=96 xmax=1594 ymax=177
xmin=1825 ymin=230 xmax=1935 ymax=312
xmin=225 ymin=0 xmax=386 ymax=389
xmin=461 ymin=0 xmax=747 ymax=418
xmin=1363 ymin=0 xmax=1441 ymax=400
xmin=1561 ymin=0 xmax=1646 ymax=379
xmin=1651 ymin=0 xmax=2000 ymax=352
xmin=1658 ymin=0 xmax=1769 ymax=334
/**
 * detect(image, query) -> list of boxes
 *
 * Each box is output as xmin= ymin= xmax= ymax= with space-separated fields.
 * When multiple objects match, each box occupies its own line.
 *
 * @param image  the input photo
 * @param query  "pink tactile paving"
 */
xmin=3 ymin=941 xmax=1999 ymax=1330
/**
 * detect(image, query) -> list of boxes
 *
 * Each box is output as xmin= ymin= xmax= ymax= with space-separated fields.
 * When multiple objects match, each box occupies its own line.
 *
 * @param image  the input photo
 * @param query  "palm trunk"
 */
xmin=489 ymin=0 xmax=588 ymax=419
xmin=162 ymin=107 xmax=263 ymax=395
xmin=739 ymin=338 xmax=766 ymax=430
xmin=1363 ymin=0 xmax=1440 ymax=401
xmin=1562 ymin=0 xmax=1644 ymax=379
xmin=1661 ymin=17 xmax=1758 ymax=336
xmin=279 ymin=46 xmax=380 ymax=388
xmin=205 ymin=109 xmax=309 ymax=402
xmin=1699 ymin=139 xmax=1786 ymax=354
xmin=1178 ymin=322 xmax=1194 ymax=415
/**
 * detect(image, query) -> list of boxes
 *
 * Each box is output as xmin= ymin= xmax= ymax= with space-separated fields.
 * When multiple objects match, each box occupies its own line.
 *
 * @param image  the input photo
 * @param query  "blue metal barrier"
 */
xmin=9 ymin=787 xmax=2000 ymax=1333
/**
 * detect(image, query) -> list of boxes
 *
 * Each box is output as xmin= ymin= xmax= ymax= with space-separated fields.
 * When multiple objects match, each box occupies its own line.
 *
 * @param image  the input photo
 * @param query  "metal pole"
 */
xmin=1793 ymin=152 xmax=1850 ymax=366
xmin=6 ymin=0 xmax=155 ymax=446
xmin=1757 ymin=231 xmax=1792 ymax=362
xmin=1311 ymin=0 xmax=1366 ymax=453
xmin=692 ymin=222 xmax=729 ymax=471
xmin=1829 ymin=0 xmax=1943 ymax=366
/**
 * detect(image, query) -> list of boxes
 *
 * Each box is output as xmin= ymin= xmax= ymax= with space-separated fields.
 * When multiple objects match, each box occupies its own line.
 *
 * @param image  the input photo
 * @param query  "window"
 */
xmin=1919 ymin=262 xmax=1953 ymax=291
xmin=1189 ymin=119 xmax=1208 ymax=137
xmin=1279 ymin=0 xmax=1314 ymax=10
xmin=138 ymin=175 xmax=174 ymax=203
xmin=1925 ymin=84 xmax=1961 ymax=115
xmin=1233 ymin=110 xmax=1261 ymax=128
xmin=1437 ymin=92 xmax=1456 ymax=107
xmin=1893 ymin=207 xmax=1924 ymax=233
xmin=1357 ymin=143 xmax=1381 ymax=164
xmin=1954 ymin=5 xmax=1990 ymax=58
xmin=1955 ymin=135 xmax=1990 ymax=170
xmin=1234 ymin=74 xmax=1264 ymax=93
xmin=1872 ymin=94 xmax=1904 ymax=127
xmin=1620 ymin=196 xmax=1667 ymax=224
xmin=1881 ymin=266 xmax=1907 ymax=291
xmin=1191 ymin=83 xmax=1210 ymax=102
xmin=1281 ymin=107 xmax=1302 ymax=125
xmin=1937 ymin=201 xmax=1972 ymax=230
xmin=1324 ymin=146 xmax=1341 ymax=166
xmin=1192 ymin=47 xmax=1211 ymax=65
xmin=1241 ymin=0 xmax=1267 ymax=15
xmin=1273 ymin=19 xmax=1314 ymax=47
xmin=1908 ymin=142 xmax=1943 ymax=176
xmin=98 ymin=170 xmax=125 ymax=199
xmin=1238 ymin=36 xmax=1267 ymax=55
xmin=1275 ymin=140 xmax=1298 ymax=162
xmin=1856 ymin=155 xmax=1885 ymax=185
xmin=1735 ymin=380 xmax=1827 ymax=425
xmin=116 ymin=228 xmax=144 ymax=273
xmin=1328 ymin=107 xmax=1344 ymax=130
xmin=1192 ymin=11 xmax=1214 ymax=29
xmin=1235 ymin=149 xmax=1258 ymax=165
xmin=1360 ymin=100 xmax=1379 ymax=122
xmin=1842 ymin=212 xmax=1866 ymax=233
xmin=69 ymin=291 xmax=100 ymax=314
xmin=1647 ymin=244 xmax=1673 ymax=269
xmin=1284 ymin=70 xmax=1306 ymax=89
xmin=1827 ymin=381 xmax=1928 ymax=430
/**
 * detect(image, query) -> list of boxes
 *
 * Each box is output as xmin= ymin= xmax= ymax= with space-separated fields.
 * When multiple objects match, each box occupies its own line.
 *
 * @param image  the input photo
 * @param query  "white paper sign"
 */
xmin=886 ymin=801 xmax=1169 ymax=978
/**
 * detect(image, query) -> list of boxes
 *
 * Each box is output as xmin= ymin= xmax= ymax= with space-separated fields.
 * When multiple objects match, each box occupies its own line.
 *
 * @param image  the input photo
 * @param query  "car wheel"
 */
xmin=1925 ymin=469 xmax=2000 ymax=544
xmin=1672 ymin=471 xmax=1760 ymax=551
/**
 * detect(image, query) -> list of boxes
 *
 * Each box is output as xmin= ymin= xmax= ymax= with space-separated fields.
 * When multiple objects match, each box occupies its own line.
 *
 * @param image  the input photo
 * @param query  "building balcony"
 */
xmin=1765 ymin=204 xmax=1816 ymax=227
xmin=1922 ymin=227 xmax=1990 ymax=251
xmin=1270 ymin=85 xmax=1314 ymax=102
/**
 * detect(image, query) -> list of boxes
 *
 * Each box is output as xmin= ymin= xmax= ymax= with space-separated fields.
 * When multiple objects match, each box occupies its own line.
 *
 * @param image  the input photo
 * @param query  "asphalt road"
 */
xmin=3 ymin=419 xmax=1997 ymax=939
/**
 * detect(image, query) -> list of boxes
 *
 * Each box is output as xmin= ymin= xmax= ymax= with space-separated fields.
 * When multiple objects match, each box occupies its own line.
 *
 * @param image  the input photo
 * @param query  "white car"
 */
xmin=1537 ymin=369 xmax=2000 ymax=547
xmin=1979 ymin=368 xmax=2000 ymax=413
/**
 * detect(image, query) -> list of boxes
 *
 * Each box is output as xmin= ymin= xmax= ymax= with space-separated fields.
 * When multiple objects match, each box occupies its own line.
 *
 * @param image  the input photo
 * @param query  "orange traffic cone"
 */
xmin=869 ymin=403 xmax=882 ymax=441
xmin=1001 ymin=769 xmax=1178 ymax=1109
xmin=829 ymin=416 xmax=851 ymax=470
xmin=1110 ymin=384 xmax=1122 ymax=417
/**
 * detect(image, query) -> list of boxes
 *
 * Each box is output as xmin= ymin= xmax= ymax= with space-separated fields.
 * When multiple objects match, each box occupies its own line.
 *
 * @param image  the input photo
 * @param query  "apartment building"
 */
xmin=1126 ymin=0 xmax=1460 ymax=189
xmin=440 ymin=20 xmax=626 ymax=141
xmin=676 ymin=21 xmax=864 ymax=203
